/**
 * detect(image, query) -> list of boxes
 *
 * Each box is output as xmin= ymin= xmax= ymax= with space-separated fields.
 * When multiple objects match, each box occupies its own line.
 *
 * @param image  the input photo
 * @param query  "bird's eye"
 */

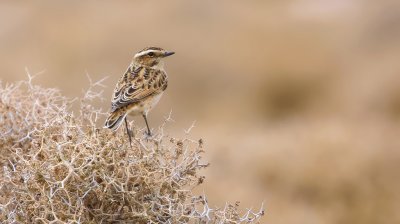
xmin=148 ymin=52 xmax=155 ymax=57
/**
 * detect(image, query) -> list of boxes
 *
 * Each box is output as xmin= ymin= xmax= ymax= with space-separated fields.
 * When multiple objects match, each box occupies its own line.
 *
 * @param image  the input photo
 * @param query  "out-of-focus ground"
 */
xmin=1 ymin=1 xmax=400 ymax=223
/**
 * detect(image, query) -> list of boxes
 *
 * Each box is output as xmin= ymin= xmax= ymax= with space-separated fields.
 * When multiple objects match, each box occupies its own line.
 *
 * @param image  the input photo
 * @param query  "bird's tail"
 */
xmin=104 ymin=110 xmax=127 ymax=131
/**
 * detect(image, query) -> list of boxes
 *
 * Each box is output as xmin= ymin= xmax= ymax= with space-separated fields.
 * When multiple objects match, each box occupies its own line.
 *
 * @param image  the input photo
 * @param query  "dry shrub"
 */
xmin=0 ymin=75 xmax=263 ymax=223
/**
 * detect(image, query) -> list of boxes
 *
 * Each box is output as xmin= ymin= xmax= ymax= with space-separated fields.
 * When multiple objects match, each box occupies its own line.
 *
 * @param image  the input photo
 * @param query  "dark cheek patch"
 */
xmin=150 ymin=60 xmax=158 ymax=67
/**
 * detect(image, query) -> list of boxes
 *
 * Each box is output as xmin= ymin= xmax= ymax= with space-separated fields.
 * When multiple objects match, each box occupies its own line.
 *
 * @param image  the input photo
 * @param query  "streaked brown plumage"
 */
xmin=104 ymin=47 xmax=174 ymax=142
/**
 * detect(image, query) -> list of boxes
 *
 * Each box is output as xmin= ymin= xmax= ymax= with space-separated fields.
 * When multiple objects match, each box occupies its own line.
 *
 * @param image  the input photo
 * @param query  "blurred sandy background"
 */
xmin=1 ymin=1 xmax=400 ymax=223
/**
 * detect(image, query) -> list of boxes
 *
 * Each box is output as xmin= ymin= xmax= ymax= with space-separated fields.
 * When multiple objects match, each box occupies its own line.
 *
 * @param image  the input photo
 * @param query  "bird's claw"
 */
xmin=144 ymin=131 xmax=153 ymax=140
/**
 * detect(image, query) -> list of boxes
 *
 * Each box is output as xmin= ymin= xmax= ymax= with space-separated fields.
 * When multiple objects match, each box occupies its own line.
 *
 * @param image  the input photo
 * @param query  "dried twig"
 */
xmin=0 ymin=77 xmax=264 ymax=223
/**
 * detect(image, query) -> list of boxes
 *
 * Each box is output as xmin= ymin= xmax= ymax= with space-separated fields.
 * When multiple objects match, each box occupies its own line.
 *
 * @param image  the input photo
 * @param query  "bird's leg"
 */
xmin=124 ymin=117 xmax=132 ymax=147
xmin=142 ymin=113 xmax=152 ymax=136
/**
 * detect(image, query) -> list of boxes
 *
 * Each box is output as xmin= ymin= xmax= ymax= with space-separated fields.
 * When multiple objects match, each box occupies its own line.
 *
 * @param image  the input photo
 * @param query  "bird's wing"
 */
xmin=111 ymin=66 xmax=167 ymax=112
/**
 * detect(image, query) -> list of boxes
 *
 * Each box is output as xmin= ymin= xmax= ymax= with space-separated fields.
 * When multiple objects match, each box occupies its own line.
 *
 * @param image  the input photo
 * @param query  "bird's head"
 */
xmin=133 ymin=47 xmax=174 ymax=69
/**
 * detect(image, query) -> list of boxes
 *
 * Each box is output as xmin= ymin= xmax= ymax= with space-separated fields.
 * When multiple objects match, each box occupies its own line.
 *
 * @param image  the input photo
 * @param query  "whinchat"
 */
xmin=104 ymin=47 xmax=174 ymax=144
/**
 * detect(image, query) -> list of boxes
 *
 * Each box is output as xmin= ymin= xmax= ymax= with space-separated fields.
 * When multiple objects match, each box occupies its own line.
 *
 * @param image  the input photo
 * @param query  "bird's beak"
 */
xmin=163 ymin=51 xmax=175 ymax=57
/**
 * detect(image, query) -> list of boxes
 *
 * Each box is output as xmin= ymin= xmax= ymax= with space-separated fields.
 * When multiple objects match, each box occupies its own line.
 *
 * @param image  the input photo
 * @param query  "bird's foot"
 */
xmin=144 ymin=131 xmax=153 ymax=141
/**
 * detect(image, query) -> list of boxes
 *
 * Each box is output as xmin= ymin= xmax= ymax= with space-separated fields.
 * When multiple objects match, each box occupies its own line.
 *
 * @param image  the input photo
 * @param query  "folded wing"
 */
xmin=111 ymin=66 xmax=168 ymax=112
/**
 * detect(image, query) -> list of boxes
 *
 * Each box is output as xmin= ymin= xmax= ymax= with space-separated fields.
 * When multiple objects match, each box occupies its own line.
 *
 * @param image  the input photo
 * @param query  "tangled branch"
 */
xmin=0 ymin=76 xmax=264 ymax=223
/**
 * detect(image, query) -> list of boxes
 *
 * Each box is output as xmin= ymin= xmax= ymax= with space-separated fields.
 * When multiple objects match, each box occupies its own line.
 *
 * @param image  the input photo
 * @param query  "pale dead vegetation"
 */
xmin=0 ymin=75 xmax=263 ymax=223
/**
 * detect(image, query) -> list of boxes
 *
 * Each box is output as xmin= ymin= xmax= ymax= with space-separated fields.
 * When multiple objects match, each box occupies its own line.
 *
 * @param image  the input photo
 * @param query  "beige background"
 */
xmin=1 ymin=1 xmax=400 ymax=223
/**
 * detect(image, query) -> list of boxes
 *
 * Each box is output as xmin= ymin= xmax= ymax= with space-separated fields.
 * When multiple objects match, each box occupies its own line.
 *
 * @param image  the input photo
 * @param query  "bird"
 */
xmin=104 ymin=47 xmax=174 ymax=145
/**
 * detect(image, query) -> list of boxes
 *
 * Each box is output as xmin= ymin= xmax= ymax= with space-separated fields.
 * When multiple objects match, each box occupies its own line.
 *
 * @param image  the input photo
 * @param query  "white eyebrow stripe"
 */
xmin=134 ymin=50 xmax=157 ymax=58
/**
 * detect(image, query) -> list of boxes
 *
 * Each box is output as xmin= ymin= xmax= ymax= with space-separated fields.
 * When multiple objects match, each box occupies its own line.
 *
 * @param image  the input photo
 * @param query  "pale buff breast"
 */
xmin=126 ymin=92 xmax=164 ymax=116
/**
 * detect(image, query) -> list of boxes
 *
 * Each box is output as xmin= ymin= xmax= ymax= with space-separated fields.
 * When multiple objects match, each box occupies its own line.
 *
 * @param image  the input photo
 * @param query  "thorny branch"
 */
xmin=0 ymin=76 xmax=264 ymax=223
